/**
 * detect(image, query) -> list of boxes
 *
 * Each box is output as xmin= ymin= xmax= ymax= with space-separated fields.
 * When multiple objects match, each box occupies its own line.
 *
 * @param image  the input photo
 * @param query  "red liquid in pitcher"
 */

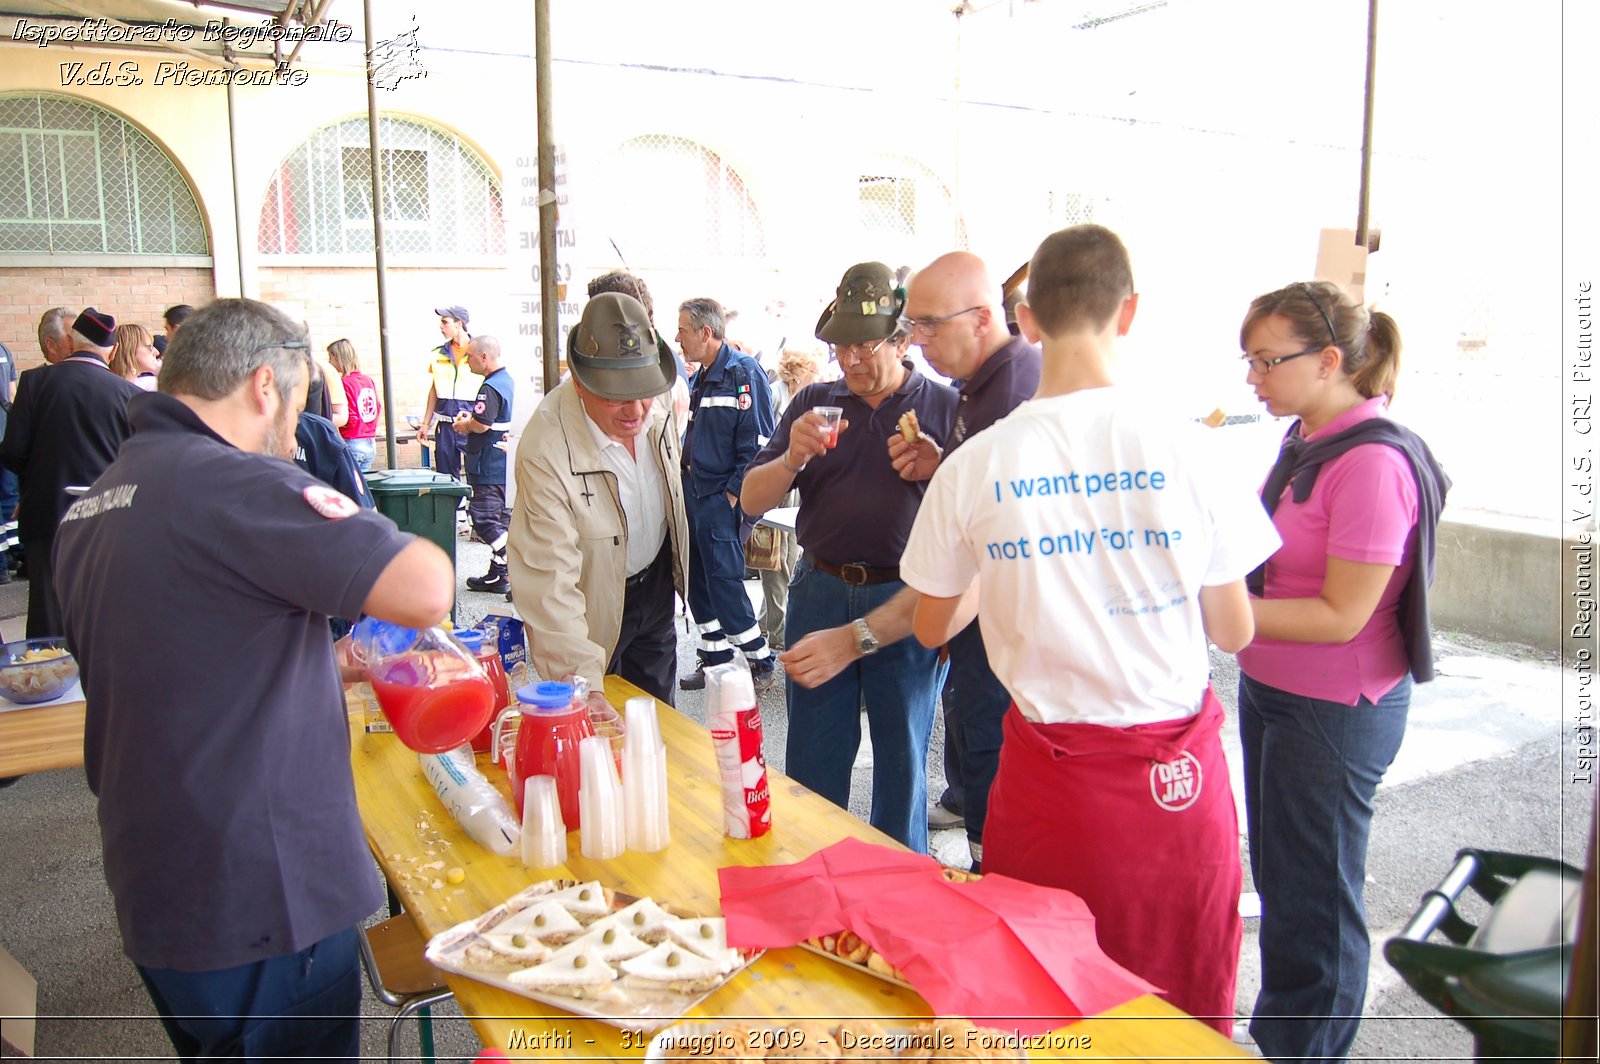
xmin=513 ymin=707 xmax=593 ymax=831
xmin=371 ymin=654 xmax=496 ymax=754
xmin=469 ymin=652 xmax=511 ymax=753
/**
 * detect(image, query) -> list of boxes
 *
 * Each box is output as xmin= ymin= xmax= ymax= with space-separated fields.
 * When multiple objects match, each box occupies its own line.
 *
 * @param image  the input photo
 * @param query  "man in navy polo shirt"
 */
xmin=54 ymin=298 xmax=455 ymax=1061
xmin=455 ymin=335 xmax=515 ymax=594
xmin=890 ymin=251 xmax=1042 ymax=868
xmin=741 ymin=261 xmax=958 ymax=853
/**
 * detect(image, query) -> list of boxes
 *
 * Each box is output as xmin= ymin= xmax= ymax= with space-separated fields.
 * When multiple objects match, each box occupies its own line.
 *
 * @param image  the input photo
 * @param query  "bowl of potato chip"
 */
xmin=0 ymin=637 xmax=79 ymax=704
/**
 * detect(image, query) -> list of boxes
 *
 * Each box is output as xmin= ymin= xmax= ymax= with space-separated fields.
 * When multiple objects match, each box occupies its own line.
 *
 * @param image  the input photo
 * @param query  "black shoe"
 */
xmin=679 ymin=665 xmax=707 ymax=691
xmin=750 ymin=658 xmax=779 ymax=693
xmin=0 ymin=566 xmax=12 ymax=585
xmin=466 ymin=572 xmax=510 ymax=594
xmin=505 ymin=589 xmax=513 ymax=602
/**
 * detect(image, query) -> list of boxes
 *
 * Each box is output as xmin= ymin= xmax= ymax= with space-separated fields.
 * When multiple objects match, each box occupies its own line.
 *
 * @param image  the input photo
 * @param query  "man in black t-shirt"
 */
xmin=54 ymin=298 xmax=455 ymax=1061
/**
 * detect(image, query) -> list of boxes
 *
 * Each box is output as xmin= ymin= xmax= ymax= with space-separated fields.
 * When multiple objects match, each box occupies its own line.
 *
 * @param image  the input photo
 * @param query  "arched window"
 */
xmin=0 ymin=93 xmax=207 ymax=255
xmin=258 ymin=115 xmax=504 ymax=257
xmin=589 ymin=135 xmax=764 ymax=267
xmin=857 ymin=157 xmax=967 ymax=261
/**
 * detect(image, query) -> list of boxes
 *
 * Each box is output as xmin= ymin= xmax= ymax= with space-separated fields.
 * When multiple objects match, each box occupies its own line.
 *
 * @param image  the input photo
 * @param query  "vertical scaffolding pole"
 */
xmin=363 ymin=0 xmax=399 ymax=468
xmin=536 ymin=0 xmax=559 ymax=392
xmin=1355 ymin=0 xmax=1378 ymax=248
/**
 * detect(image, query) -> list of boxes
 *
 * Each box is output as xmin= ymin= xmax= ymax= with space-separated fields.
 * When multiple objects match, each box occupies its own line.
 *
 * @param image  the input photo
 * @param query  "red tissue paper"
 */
xmin=718 ymin=838 xmax=1158 ymax=1035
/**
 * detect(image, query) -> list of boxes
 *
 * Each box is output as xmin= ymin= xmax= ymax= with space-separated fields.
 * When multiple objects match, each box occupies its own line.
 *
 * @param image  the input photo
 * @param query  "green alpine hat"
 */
xmin=814 ymin=261 xmax=906 ymax=345
xmin=567 ymin=292 xmax=678 ymax=402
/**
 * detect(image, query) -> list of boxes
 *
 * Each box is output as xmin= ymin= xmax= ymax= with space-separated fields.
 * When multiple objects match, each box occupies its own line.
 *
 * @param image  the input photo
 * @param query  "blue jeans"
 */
xmin=346 ymin=437 xmax=376 ymax=471
xmin=784 ymin=558 xmax=945 ymax=853
xmin=1239 ymin=672 xmax=1411 ymax=1064
xmin=136 ymin=926 xmax=361 ymax=1061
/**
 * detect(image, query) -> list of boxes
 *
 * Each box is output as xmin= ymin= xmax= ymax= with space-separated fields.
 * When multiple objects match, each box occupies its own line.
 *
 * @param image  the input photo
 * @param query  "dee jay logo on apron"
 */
xmin=1149 ymin=751 xmax=1202 ymax=812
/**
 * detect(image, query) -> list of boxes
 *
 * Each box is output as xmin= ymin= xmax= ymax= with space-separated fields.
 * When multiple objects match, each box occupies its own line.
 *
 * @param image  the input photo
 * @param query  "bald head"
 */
xmin=905 ymin=252 xmax=1009 ymax=381
xmin=466 ymin=335 xmax=503 ymax=376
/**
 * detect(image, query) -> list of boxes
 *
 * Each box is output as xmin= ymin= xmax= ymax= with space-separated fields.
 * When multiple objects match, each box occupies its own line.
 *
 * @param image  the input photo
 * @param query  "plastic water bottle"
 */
xmin=419 ymin=745 xmax=521 ymax=856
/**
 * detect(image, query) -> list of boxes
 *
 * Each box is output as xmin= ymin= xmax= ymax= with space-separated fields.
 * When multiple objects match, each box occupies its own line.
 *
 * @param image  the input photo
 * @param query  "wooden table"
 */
xmin=0 ymin=698 xmax=87 ymax=777
xmin=351 ymin=677 xmax=1251 ymax=1061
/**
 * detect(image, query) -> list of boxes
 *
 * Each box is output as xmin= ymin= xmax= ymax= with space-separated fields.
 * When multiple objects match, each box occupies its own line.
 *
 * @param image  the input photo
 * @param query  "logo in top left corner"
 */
xmin=303 ymin=485 xmax=358 ymax=520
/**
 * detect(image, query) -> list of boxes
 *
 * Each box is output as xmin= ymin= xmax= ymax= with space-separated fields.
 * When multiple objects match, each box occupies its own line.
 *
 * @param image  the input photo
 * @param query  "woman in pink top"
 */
xmin=327 ymin=339 xmax=380 ymax=471
xmin=1235 ymin=281 xmax=1448 ymax=1064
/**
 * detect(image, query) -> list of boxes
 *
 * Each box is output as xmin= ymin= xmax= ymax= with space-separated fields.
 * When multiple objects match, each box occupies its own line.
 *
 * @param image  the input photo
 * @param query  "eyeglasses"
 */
xmin=906 ymin=306 xmax=983 ymax=339
xmin=1241 ymin=345 xmax=1325 ymax=376
xmin=1295 ymin=282 xmax=1338 ymax=346
xmin=828 ymin=336 xmax=893 ymax=364
xmin=251 ymin=339 xmax=309 ymax=359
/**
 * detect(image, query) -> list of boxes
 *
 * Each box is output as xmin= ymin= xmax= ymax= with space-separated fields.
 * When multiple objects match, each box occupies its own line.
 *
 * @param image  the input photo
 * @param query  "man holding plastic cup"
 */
xmin=741 ymin=261 xmax=958 ymax=852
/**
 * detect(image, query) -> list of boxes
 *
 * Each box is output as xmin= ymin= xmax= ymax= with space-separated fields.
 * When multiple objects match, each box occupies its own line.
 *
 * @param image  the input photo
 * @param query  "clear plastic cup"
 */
xmin=587 ymin=702 xmax=625 ymax=771
xmin=521 ymin=775 xmax=568 ymax=868
xmin=814 ymin=406 xmax=843 ymax=449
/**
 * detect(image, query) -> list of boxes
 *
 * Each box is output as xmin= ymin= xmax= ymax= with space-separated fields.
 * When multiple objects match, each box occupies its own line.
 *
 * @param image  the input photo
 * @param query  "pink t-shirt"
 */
xmin=1237 ymin=396 xmax=1418 ymax=705
xmin=340 ymin=371 xmax=380 ymax=440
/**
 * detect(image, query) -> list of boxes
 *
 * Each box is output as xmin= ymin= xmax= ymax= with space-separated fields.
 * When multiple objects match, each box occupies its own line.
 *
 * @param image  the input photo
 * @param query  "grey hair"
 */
xmin=37 ymin=307 xmax=71 ymax=348
xmin=158 ymin=298 xmax=310 ymax=409
xmin=679 ymin=298 xmax=726 ymax=340
xmin=71 ymin=329 xmax=111 ymax=352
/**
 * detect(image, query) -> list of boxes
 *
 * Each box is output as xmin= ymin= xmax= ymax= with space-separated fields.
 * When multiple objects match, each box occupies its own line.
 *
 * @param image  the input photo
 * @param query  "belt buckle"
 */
xmin=840 ymin=563 xmax=869 ymax=586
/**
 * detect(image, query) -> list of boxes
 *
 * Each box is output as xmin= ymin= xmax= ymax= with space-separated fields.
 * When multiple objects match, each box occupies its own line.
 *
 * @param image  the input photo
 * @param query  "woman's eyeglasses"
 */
xmin=1241 ymin=346 xmax=1324 ymax=376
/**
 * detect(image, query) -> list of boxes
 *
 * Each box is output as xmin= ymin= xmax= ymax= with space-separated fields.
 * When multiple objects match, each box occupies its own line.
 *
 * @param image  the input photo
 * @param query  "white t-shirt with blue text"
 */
xmin=901 ymin=386 xmax=1280 ymax=727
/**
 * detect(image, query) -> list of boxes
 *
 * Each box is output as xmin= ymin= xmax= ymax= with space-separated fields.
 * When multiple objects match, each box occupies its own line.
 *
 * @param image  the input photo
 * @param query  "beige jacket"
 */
xmin=506 ymin=380 xmax=688 ymax=692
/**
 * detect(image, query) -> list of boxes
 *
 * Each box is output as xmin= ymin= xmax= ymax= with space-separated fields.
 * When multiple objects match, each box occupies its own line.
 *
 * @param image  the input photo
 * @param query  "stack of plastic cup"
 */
xmin=622 ymin=696 xmax=670 ymax=852
xmin=578 ymin=736 xmax=625 ymax=859
xmin=586 ymin=701 xmax=626 ymax=771
xmin=520 ymin=775 xmax=567 ymax=868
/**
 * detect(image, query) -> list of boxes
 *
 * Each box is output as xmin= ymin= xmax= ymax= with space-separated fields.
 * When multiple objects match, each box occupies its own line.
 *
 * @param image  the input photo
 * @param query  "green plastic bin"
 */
xmin=365 ymin=469 xmax=469 ymax=573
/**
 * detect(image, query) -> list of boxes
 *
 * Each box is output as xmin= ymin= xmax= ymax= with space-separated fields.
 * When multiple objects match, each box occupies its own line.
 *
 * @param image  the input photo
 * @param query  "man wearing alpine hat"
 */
xmin=741 ymin=262 xmax=958 ymax=852
xmin=506 ymin=292 xmax=689 ymax=704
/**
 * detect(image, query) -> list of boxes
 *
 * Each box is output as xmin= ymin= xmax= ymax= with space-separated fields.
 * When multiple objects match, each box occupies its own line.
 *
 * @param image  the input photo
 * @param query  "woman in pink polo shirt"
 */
xmin=1235 ymin=280 xmax=1449 ymax=1064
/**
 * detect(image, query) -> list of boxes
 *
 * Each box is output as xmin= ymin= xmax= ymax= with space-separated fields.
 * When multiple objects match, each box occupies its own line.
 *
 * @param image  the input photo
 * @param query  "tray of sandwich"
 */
xmin=424 ymin=878 xmax=762 ymax=1031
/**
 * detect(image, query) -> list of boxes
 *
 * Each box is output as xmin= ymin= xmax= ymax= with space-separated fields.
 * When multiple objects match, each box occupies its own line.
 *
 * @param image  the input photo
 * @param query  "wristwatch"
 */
xmin=852 ymin=618 xmax=880 ymax=656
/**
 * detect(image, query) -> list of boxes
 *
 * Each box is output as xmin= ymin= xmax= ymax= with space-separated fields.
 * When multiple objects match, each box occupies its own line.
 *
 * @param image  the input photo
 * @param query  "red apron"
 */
xmin=983 ymin=690 xmax=1240 ymax=1034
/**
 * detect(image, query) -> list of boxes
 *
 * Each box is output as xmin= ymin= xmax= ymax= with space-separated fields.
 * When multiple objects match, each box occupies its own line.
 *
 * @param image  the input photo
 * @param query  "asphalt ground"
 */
xmin=0 ymin=537 xmax=1588 ymax=1061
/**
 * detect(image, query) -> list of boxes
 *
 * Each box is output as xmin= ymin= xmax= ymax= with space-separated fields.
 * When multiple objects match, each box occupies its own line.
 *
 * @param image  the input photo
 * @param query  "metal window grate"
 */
xmin=855 ymin=157 xmax=968 ymax=257
xmin=0 ymin=93 xmax=208 ymax=255
xmin=591 ymin=134 xmax=764 ymax=266
xmin=258 ymin=115 xmax=504 ymax=256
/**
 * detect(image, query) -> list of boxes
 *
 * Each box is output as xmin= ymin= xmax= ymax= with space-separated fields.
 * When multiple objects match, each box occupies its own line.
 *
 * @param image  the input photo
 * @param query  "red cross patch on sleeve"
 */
xmin=303 ymin=485 xmax=359 ymax=519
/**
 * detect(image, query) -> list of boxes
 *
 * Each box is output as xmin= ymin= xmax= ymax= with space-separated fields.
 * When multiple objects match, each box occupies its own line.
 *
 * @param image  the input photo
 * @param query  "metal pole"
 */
xmin=1355 ymin=0 xmax=1377 ymax=248
xmin=536 ymin=0 xmax=559 ymax=392
xmin=223 ymin=36 xmax=248 ymax=297
xmin=363 ymin=0 xmax=399 ymax=469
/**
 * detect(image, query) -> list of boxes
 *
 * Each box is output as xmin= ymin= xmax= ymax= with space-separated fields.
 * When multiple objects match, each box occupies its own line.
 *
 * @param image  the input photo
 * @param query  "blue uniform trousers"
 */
xmin=685 ymin=491 xmax=764 ymax=667
xmin=942 ymin=620 xmax=1012 ymax=864
xmin=432 ymin=399 xmax=472 ymax=482
xmin=135 ymin=926 xmax=361 ymax=1062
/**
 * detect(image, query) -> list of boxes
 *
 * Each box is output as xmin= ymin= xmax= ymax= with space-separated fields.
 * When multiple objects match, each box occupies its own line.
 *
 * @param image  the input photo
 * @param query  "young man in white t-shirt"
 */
xmin=900 ymin=225 xmax=1279 ymax=1032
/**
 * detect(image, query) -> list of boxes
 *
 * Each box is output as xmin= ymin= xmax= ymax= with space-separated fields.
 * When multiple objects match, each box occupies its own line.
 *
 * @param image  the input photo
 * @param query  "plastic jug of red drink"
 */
xmin=366 ymin=625 xmax=497 ymax=754
xmin=491 ymin=681 xmax=593 ymax=830
xmin=455 ymin=629 xmax=510 ymax=753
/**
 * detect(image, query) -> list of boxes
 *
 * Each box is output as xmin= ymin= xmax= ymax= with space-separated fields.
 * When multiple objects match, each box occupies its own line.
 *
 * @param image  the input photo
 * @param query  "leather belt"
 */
xmin=625 ymin=539 xmax=671 ymax=590
xmin=811 ymin=556 xmax=901 ymax=586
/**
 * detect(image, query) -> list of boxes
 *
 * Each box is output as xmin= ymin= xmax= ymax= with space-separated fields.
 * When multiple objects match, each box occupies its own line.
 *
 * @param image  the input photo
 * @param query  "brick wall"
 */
xmin=258 ymin=265 xmax=509 ymax=423
xmin=1 ymin=266 xmax=214 ymax=368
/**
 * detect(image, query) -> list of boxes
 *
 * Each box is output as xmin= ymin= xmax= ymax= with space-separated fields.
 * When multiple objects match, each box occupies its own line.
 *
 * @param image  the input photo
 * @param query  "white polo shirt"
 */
xmin=585 ymin=412 xmax=668 ymax=577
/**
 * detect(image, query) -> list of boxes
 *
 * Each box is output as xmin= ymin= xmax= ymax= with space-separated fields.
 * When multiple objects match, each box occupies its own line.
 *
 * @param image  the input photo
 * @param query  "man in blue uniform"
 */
xmin=455 ymin=335 xmax=514 ymax=594
xmin=675 ymin=297 xmax=777 ymax=691
xmin=418 ymin=305 xmax=482 ymax=486
xmin=53 ymin=297 xmax=455 ymax=1060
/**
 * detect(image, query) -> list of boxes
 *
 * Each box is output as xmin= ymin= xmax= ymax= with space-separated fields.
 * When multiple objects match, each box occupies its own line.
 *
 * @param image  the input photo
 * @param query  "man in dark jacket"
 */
xmin=1 ymin=308 xmax=140 ymax=637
